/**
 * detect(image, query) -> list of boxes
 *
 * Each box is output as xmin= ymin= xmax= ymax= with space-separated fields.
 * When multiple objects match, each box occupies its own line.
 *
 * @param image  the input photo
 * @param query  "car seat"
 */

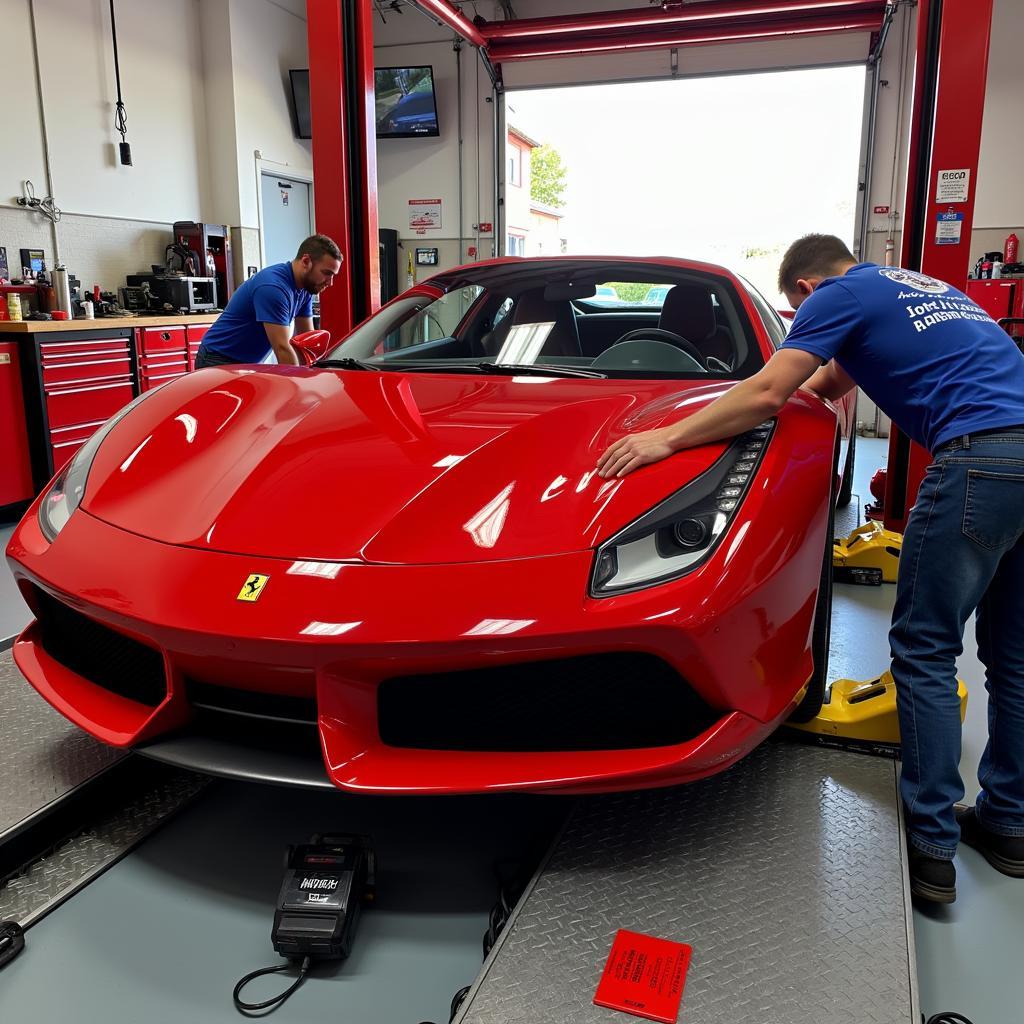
xmin=479 ymin=289 xmax=583 ymax=358
xmin=658 ymin=285 xmax=735 ymax=368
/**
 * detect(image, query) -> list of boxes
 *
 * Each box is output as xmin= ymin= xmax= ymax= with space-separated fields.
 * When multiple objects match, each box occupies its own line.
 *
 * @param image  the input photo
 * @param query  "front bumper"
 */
xmin=7 ymin=505 xmax=817 ymax=795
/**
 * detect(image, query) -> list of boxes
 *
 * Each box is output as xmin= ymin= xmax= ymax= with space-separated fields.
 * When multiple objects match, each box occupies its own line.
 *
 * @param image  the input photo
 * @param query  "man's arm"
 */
xmin=295 ymin=316 xmax=314 ymax=335
xmin=597 ymin=348 xmax=823 ymax=479
xmin=802 ymin=358 xmax=856 ymax=402
xmin=263 ymin=322 xmax=300 ymax=366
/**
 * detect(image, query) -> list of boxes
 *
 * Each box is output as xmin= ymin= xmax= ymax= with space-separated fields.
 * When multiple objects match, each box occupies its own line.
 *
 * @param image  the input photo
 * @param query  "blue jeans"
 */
xmin=892 ymin=429 xmax=1024 ymax=858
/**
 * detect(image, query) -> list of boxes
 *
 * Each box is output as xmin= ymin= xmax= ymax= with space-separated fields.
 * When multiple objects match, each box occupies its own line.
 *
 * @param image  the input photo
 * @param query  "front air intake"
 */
xmin=378 ymin=652 xmax=718 ymax=752
xmin=32 ymin=586 xmax=167 ymax=707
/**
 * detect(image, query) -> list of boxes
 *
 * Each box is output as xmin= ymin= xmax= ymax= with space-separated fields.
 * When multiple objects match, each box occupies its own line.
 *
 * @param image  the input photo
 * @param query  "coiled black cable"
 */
xmin=233 ymin=956 xmax=312 ymax=1016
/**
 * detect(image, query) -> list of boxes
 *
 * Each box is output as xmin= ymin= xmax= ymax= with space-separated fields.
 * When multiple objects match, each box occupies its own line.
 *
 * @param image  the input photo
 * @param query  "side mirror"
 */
xmin=291 ymin=329 xmax=332 ymax=366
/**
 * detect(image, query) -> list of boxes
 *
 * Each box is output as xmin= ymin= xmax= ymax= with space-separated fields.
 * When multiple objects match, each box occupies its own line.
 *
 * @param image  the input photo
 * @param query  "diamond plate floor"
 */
xmin=0 ymin=766 xmax=209 ymax=927
xmin=457 ymin=741 xmax=916 ymax=1024
xmin=0 ymin=648 xmax=124 ymax=840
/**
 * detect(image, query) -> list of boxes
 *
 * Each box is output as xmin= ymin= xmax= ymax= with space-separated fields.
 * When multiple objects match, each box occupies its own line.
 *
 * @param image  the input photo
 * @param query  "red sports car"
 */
xmin=6 ymin=257 xmax=855 ymax=795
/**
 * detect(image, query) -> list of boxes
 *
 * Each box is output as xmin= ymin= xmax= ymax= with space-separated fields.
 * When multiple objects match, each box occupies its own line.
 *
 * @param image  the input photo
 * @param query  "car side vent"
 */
xmin=32 ymin=586 xmax=166 ymax=707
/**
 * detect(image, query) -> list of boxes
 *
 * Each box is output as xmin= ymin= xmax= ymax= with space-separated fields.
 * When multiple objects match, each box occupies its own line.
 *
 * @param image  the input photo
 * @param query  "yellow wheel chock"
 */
xmin=789 ymin=670 xmax=968 ymax=753
xmin=833 ymin=521 xmax=903 ymax=585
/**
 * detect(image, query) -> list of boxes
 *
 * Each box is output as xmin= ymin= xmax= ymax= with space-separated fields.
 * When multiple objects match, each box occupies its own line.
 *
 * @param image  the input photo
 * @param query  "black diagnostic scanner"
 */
xmin=272 ymin=833 xmax=376 ymax=961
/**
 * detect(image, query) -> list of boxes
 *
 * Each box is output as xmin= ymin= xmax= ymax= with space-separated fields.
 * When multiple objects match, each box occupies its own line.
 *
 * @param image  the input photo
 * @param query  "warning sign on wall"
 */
xmin=409 ymin=198 xmax=442 ymax=230
xmin=936 ymin=169 xmax=970 ymax=203
xmin=935 ymin=210 xmax=964 ymax=246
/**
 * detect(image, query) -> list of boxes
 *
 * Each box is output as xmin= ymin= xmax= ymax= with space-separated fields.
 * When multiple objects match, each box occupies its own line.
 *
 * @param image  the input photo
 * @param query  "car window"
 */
xmin=323 ymin=262 xmax=765 ymax=381
xmin=491 ymin=296 xmax=513 ymax=329
xmin=740 ymin=278 xmax=788 ymax=348
xmin=577 ymin=282 xmax=672 ymax=310
xmin=381 ymin=286 xmax=484 ymax=352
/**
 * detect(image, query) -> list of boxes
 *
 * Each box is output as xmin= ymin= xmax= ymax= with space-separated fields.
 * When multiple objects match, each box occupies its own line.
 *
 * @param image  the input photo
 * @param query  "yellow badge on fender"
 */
xmin=237 ymin=574 xmax=269 ymax=602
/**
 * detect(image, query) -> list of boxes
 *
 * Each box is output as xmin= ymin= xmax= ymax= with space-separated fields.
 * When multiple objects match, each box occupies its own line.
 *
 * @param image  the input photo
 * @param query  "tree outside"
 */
xmin=530 ymin=144 xmax=568 ymax=208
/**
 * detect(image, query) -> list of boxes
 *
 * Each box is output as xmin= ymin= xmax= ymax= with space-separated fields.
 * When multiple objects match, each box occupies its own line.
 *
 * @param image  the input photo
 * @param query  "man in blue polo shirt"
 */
xmin=195 ymin=234 xmax=342 ymax=367
xmin=598 ymin=234 xmax=1024 ymax=904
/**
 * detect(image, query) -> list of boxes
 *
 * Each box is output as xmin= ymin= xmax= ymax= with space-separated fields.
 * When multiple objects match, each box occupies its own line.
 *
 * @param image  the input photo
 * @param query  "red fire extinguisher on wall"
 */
xmin=1006 ymin=232 xmax=1019 ymax=264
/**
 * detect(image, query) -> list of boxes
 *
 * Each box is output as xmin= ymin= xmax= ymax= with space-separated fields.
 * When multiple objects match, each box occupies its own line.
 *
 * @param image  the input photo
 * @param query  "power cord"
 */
xmin=16 ymin=180 xmax=61 ymax=224
xmin=422 ymin=860 xmax=530 ymax=1024
xmin=925 ymin=1013 xmax=975 ymax=1024
xmin=233 ymin=955 xmax=312 ymax=1016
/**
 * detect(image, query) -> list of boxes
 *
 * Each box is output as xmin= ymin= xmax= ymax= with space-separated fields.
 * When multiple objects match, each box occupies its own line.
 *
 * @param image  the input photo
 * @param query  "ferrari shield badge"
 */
xmin=237 ymin=574 xmax=269 ymax=602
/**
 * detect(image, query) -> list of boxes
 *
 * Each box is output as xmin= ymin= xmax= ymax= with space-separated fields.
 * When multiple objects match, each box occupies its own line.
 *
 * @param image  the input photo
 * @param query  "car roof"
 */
xmin=423 ymin=256 xmax=745 ymax=295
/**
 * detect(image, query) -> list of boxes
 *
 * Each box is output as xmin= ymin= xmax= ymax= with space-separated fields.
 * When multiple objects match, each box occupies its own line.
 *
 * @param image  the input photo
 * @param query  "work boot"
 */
xmin=907 ymin=844 xmax=956 ymax=904
xmin=957 ymin=806 xmax=1024 ymax=878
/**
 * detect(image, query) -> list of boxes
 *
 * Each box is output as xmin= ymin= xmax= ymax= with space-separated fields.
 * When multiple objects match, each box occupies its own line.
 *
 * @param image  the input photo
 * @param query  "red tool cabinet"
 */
xmin=30 ymin=329 xmax=138 ymax=479
xmin=9 ymin=317 xmax=217 ymax=494
xmin=0 ymin=342 xmax=34 ymax=510
xmin=966 ymin=278 xmax=1024 ymax=339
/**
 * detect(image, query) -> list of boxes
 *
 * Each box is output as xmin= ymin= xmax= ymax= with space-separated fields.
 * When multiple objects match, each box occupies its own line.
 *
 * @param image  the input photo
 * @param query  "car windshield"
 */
xmin=321 ymin=260 xmax=764 ymax=380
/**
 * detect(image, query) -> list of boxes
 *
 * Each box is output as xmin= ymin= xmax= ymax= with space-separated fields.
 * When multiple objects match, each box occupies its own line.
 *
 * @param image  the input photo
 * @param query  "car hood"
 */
xmin=83 ymin=367 xmax=739 ymax=564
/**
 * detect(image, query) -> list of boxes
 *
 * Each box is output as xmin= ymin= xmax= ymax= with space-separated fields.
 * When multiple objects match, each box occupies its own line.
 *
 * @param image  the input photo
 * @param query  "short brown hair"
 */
xmin=296 ymin=233 xmax=342 ymax=262
xmin=778 ymin=234 xmax=856 ymax=292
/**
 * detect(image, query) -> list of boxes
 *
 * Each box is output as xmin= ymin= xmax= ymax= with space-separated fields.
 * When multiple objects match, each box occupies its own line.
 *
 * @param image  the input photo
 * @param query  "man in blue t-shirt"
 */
xmin=195 ymin=234 xmax=342 ymax=367
xmin=598 ymin=234 xmax=1024 ymax=905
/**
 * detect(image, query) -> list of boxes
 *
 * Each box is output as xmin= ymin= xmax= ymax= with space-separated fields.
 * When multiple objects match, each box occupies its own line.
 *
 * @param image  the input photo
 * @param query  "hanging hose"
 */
xmin=109 ymin=0 xmax=131 ymax=164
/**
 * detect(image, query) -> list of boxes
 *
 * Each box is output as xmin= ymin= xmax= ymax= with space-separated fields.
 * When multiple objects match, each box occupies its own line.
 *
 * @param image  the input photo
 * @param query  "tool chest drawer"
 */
xmin=45 ymin=379 xmax=135 ymax=431
xmin=138 ymin=325 xmax=188 ymax=355
xmin=40 ymin=338 xmax=133 ymax=387
xmin=49 ymin=419 xmax=111 ymax=474
xmin=140 ymin=353 xmax=189 ymax=391
xmin=186 ymin=325 xmax=209 ymax=370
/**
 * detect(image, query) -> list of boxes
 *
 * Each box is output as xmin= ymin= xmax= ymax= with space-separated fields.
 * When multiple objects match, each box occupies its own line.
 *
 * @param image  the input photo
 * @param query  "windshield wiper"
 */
xmin=478 ymin=362 xmax=608 ymax=379
xmin=329 ymin=360 xmax=608 ymax=379
xmin=317 ymin=357 xmax=379 ymax=371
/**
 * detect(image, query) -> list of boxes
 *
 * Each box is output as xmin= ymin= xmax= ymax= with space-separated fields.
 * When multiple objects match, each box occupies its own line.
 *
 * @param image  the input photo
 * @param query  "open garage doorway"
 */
xmin=505 ymin=64 xmax=867 ymax=306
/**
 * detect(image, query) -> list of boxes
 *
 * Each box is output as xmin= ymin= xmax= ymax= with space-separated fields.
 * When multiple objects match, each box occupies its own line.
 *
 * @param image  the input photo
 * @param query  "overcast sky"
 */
xmin=507 ymin=65 xmax=867 ymax=303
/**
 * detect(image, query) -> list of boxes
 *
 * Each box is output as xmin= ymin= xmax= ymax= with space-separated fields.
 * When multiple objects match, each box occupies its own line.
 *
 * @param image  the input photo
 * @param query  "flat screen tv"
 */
xmin=290 ymin=69 xmax=312 ymax=139
xmin=289 ymin=66 xmax=440 ymax=140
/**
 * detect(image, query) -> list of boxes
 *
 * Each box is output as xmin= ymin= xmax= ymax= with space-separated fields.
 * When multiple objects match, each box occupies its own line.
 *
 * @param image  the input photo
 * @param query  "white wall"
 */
xmin=229 ymin=0 xmax=312 ymax=229
xmin=10 ymin=0 xmax=211 ymax=225
xmin=974 ymin=0 xmax=1024 ymax=232
xmin=373 ymin=37 xmax=498 ymax=277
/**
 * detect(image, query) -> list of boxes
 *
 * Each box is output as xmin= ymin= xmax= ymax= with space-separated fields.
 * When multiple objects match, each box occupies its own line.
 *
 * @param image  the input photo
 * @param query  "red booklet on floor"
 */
xmin=593 ymin=928 xmax=692 ymax=1023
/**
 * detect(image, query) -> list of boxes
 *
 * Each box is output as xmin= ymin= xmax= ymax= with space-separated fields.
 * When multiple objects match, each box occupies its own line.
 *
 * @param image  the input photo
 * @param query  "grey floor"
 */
xmin=3 ymin=440 xmax=1023 ymax=1022
xmin=0 ymin=524 xmax=26 ymax=641
xmin=832 ymin=438 xmax=1024 ymax=1024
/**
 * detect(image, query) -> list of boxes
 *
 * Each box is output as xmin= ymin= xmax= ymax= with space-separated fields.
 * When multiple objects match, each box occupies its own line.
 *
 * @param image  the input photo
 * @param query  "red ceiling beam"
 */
xmin=479 ymin=0 xmax=885 ymax=41
xmin=487 ymin=11 xmax=883 ymax=62
xmin=412 ymin=0 xmax=488 ymax=48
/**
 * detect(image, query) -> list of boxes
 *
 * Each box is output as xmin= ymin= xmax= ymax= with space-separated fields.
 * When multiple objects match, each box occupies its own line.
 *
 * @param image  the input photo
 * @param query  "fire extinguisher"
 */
xmin=1006 ymin=232 xmax=1019 ymax=264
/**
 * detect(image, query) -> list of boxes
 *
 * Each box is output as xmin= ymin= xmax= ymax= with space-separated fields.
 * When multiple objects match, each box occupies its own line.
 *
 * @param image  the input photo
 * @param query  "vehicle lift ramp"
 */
xmin=454 ymin=741 xmax=919 ymax=1024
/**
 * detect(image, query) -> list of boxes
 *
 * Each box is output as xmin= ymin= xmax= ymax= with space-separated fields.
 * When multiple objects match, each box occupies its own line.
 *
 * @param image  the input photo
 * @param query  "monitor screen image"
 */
xmin=289 ymin=67 xmax=440 ymax=140
xmin=374 ymin=66 xmax=440 ymax=138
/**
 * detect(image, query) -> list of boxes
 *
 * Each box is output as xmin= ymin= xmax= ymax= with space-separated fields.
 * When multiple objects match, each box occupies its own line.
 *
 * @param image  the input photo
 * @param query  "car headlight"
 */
xmin=39 ymin=390 xmax=156 ymax=542
xmin=590 ymin=421 xmax=774 ymax=596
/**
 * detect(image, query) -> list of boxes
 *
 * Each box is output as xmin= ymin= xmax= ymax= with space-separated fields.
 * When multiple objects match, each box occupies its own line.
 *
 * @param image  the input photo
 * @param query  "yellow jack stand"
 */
xmin=833 ymin=521 xmax=903 ymax=585
xmin=788 ymin=671 xmax=969 ymax=755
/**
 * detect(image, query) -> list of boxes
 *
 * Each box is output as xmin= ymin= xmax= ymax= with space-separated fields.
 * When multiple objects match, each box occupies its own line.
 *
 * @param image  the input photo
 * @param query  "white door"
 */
xmin=261 ymin=173 xmax=313 ymax=267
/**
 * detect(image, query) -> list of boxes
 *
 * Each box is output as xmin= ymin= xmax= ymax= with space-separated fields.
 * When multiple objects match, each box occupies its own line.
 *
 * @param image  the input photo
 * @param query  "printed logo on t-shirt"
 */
xmin=878 ymin=268 xmax=949 ymax=295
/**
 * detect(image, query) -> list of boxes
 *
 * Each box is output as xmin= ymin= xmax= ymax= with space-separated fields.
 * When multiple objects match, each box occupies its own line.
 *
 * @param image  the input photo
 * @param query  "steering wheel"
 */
xmin=610 ymin=329 xmax=706 ymax=367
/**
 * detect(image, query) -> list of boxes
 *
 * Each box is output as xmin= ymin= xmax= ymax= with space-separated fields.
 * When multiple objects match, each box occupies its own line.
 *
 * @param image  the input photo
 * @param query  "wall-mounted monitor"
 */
xmin=374 ymin=66 xmax=440 ymax=138
xmin=289 ymin=66 xmax=440 ymax=140
xmin=290 ymin=69 xmax=312 ymax=139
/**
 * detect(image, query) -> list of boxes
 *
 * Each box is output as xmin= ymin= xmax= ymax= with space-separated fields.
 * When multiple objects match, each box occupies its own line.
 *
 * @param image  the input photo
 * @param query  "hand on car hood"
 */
xmin=81 ymin=366 xmax=737 ymax=563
